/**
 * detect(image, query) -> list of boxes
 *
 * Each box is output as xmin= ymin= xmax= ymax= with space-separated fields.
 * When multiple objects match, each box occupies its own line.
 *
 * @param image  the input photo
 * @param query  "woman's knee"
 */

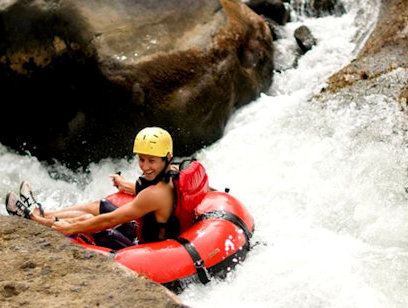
xmin=82 ymin=200 xmax=100 ymax=215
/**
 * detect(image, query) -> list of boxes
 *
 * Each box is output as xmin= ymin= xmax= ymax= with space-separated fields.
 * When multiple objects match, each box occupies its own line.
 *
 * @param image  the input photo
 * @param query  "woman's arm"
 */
xmin=109 ymin=174 xmax=136 ymax=195
xmin=52 ymin=184 xmax=171 ymax=235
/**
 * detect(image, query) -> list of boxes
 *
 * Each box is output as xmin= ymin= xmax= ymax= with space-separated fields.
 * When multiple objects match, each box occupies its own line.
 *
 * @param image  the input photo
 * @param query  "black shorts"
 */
xmin=93 ymin=199 xmax=138 ymax=249
xmin=99 ymin=198 xmax=119 ymax=214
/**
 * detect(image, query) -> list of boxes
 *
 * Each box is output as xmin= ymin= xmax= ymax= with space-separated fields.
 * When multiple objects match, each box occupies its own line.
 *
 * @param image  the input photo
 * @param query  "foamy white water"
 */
xmin=1 ymin=0 xmax=408 ymax=307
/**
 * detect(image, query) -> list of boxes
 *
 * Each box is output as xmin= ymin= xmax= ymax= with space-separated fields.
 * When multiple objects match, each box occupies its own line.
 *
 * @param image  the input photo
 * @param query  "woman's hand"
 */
xmin=108 ymin=174 xmax=136 ymax=195
xmin=52 ymin=219 xmax=75 ymax=236
xmin=109 ymin=173 xmax=125 ymax=190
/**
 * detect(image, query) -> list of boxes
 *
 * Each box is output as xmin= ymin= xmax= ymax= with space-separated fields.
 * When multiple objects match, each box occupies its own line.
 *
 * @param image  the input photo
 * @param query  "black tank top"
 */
xmin=136 ymin=176 xmax=180 ymax=243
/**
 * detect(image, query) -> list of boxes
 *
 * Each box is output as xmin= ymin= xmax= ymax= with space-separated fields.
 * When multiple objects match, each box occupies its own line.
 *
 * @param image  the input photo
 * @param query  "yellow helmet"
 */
xmin=133 ymin=127 xmax=173 ymax=157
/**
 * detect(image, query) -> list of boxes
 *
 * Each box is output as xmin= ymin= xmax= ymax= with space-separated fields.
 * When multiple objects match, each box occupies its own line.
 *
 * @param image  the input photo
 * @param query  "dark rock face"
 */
xmin=246 ymin=0 xmax=291 ymax=25
xmin=0 ymin=0 xmax=274 ymax=168
xmin=0 ymin=216 xmax=184 ymax=307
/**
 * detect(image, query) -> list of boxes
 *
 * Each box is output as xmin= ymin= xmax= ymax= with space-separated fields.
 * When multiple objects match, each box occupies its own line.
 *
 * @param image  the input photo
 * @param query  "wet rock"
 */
xmin=324 ymin=0 xmax=408 ymax=98
xmin=0 ymin=216 xmax=184 ymax=307
xmin=291 ymin=0 xmax=346 ymax=17
xmin=0 ymin=0 xmax=273 ymax=168
xmin=246 ymin=0 xmax=291 ymax=25
xmin=263 ymin=17 xmax=284 ymax=40
xmin=315 ymin=0 xmax=408 ymax=134
xmin=294 ymin=25 xmax=317 ymax=53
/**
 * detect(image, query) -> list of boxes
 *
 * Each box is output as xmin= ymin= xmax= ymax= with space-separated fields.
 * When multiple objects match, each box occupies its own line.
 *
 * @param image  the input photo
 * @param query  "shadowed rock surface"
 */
xmin=0 ymin=216 xmax=185 ymax=307
xmin=246 ymin=0 xmax=291 ymax=25
xmin=0 ymin=0 xmax=274 ymax=168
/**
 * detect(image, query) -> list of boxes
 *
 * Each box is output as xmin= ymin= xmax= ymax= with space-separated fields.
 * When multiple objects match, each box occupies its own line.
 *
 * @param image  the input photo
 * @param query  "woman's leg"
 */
xmin=33 ymin=200 xmax=100 ymax=219
xmin=30 ymin=214 xmax=56 ymax=227
xmin=31 ymin=212 xmax=95 ymax=227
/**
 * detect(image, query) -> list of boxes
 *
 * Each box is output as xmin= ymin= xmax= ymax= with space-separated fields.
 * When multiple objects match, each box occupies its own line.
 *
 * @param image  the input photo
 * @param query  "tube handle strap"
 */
xmin=195 ymin=210 xmax=252 ymax=245
xmin=175 ymin=237 xmax=211 ymax=284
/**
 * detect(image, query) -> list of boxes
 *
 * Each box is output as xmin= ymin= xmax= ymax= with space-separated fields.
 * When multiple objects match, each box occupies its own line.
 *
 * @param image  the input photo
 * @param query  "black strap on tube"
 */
xmin=195 ymin=210 xmax=252 ymax=244
xmin=175 ymin=237 xmax=211 ymax=284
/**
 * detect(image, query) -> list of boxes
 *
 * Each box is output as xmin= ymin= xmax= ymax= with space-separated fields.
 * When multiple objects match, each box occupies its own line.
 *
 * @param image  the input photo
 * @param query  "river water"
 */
xmin=1 ymin=0 xmax=408 ymax=307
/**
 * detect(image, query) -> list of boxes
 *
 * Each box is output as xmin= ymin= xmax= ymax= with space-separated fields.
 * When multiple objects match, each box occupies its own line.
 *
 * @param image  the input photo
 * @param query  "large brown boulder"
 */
xmin=0 ymin=216 xmax=185 ymax=307
xmin=0 ymin=0 xmax=273 ymax=167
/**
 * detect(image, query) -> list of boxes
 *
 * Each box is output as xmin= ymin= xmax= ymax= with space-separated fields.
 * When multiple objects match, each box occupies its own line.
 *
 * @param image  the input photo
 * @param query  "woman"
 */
xmin=5 ymin=127 xmax=180 ymax=247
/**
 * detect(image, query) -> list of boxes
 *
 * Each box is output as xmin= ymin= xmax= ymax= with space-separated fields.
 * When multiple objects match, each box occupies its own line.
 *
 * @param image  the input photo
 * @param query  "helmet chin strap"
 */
xmin=147 ymin=156 xmax=172 ymax=184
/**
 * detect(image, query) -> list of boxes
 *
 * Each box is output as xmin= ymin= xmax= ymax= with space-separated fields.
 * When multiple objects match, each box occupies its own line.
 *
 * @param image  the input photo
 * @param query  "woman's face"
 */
xmin=138 ymin=154 xmax=166 ymax=181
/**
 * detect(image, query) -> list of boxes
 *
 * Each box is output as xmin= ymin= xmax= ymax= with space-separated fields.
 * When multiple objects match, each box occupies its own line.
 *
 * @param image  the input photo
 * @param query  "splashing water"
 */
xmin=1 ymin=0 xmax=408 ymax=307
xmin=180 ymin=0 xmax=408 ymax=307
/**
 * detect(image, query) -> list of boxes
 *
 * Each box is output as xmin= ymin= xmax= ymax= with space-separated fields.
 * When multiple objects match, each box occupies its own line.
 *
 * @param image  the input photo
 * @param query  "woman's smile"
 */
xmin=138 ymin=154 xmax=166 ymax=180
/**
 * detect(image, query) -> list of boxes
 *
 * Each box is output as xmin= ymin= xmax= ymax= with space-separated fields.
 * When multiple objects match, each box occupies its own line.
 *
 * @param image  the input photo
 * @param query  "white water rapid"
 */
xmin=1 ymin=0 xmax=408 ymax=307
